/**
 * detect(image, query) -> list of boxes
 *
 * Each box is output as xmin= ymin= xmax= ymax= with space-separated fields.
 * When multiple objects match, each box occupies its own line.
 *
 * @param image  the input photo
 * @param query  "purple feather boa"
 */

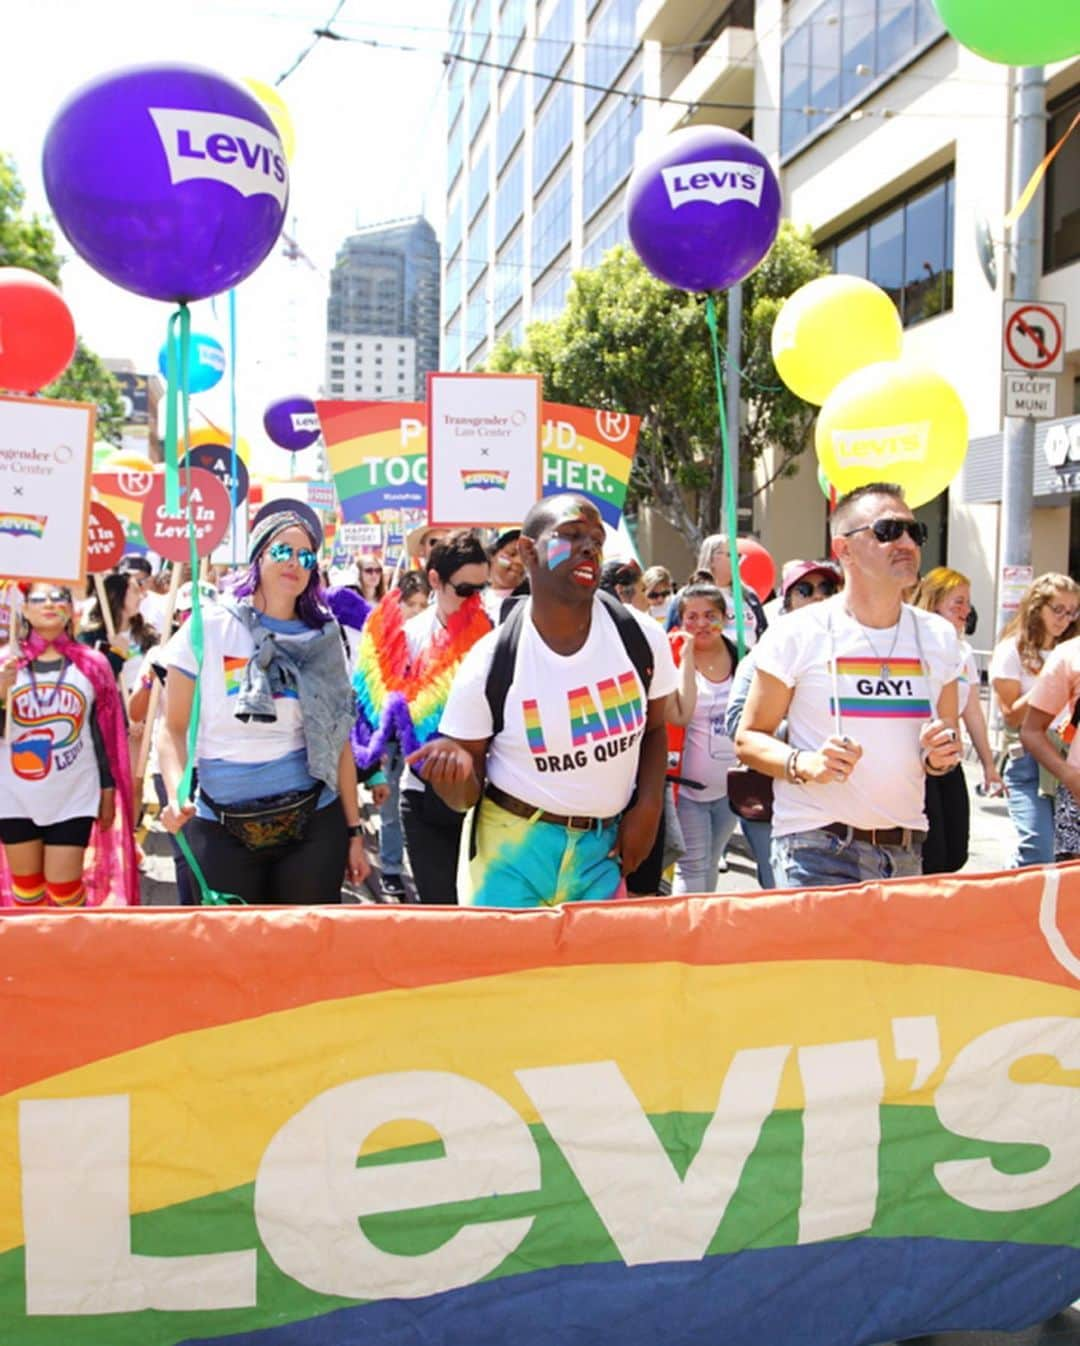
xmin=350 ymin=692 xmax=421 ymax=771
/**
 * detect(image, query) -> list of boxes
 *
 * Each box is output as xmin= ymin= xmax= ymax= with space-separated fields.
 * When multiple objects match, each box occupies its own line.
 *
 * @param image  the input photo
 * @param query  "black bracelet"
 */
xmin=346 ymin=824 xmax=364 ymax=838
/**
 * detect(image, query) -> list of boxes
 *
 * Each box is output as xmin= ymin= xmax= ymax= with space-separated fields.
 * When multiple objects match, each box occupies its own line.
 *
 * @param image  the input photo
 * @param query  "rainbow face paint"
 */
xmin=544 ymin=537 xmax=573 ymax=570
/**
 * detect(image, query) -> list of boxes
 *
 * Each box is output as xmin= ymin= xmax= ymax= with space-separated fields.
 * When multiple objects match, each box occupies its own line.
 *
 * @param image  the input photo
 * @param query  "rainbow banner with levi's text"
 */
xmin=318 ymin=400 xmax=639 ymax=527
xmin=0 ymin=866 xmax=1078 ymax=1346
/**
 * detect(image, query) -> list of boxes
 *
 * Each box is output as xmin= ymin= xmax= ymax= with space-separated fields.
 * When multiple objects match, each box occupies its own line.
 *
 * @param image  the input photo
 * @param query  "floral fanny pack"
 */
xmin=200 ymin=785 xmax=322 ymax=852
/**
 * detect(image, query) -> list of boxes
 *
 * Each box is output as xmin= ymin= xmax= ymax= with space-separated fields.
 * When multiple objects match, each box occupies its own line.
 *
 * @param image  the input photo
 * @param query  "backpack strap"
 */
xmin=484 ymin=591 xmax=656 ymax=738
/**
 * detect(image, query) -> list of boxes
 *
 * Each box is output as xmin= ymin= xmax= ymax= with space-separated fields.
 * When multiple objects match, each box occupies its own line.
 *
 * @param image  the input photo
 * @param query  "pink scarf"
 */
xmin=0 ymin=631 xmax=139 ymax=907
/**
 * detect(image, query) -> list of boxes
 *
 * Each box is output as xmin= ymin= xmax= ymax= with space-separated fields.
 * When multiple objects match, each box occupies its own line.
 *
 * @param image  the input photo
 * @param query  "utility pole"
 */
xmin=998 ymin=65 xmax=1047 ymax=634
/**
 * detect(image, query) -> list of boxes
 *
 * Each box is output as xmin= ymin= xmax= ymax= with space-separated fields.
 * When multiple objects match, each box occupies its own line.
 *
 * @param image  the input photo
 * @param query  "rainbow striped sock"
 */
xmin=46 ymin=878 xmax=85 ymax=908
xmin=11 ymin=872 xmax=45 ymax=906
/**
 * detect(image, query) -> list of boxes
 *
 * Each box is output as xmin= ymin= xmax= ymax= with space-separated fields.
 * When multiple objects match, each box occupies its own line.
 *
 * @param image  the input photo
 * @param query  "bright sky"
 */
xmin=1 ymin=0 xmax=448 ymax=475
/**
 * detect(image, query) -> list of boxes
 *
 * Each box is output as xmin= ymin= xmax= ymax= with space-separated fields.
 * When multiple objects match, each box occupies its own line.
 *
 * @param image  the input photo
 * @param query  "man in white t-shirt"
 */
xmin=735 ymin=482 xmax=963 ymax=889
xmin=406 ymin=494 xmax=677 ymax=907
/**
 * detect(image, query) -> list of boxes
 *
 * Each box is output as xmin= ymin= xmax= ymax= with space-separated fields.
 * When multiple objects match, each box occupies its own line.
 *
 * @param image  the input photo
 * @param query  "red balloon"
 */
xmin=736 ymin=537 xmax=776 ymax=602
xmin=0 ymin=268 xmax=76 ymax=393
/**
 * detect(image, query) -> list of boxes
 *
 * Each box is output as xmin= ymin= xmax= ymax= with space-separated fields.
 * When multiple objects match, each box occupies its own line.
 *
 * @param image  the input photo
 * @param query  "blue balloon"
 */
xmin=157 ymin=331 xmax=226 ymax=393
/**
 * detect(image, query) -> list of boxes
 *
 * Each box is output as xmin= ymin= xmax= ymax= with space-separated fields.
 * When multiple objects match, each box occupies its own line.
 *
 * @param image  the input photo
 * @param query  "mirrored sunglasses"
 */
xmin=791 ymin=578 xmax=839 ymax=600
xmin=267 ymin=542 xmax=318 ymax=571
xmin=26 ymin=588 xmax=72 ymax=606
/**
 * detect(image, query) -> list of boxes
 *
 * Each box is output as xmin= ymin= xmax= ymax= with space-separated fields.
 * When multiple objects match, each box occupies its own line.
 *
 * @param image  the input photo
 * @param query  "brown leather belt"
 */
xmin=822 ymin=822 xmax=926 ymax=848
xmin=485 ymin=782 xmax=620 ymax=832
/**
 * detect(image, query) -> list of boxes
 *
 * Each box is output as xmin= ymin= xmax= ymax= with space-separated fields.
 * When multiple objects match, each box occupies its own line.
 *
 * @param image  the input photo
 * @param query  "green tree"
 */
xmin=44 ymin=340 xmax=125 ymax=445
xmin=1 ymin=152 xmax=125 ymax=441
xmin=488 ymin=223 xmax=829 ymax=547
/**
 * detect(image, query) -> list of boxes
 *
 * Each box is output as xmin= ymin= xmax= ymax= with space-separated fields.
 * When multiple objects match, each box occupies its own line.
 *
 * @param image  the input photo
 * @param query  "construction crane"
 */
xmin=281 ymin=218 xmax=322 ymax=275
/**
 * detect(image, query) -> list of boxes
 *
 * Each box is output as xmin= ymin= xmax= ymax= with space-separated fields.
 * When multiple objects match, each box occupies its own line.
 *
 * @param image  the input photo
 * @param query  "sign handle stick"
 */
xmin=133 ymin=563 xmax=183 ymax=800
xmin=4 ymin=583 xmax=18 ymax=743
xmin=94 ymin=571 xmax=130 ymax=715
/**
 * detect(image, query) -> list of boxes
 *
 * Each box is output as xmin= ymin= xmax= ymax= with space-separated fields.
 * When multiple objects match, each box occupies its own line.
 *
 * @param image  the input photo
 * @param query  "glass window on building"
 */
xmin=468 ymin=205 xmax=489 ymax=286
xmin=469 ymin=63 xmax=491 ymax=141
xmin=444 ymin=317 xmax=461 ymax=370
xmin=495 ymin=230 xmax=525 ymax=319
xmin=499 ymin=0 xmax=526 ymax=65
xmin=534 ymin=0 xmax=574 ymax=104
xmin=497 ymin=76 xmax=524 ymax=168
xmin=1045 ymin=86 xmax=1080 ymax=273
xmin=583 ymin=213 xmax=626 ymax=268
xmin=533 ymin=78 xmax=573 ymax=191
xmin=446 ymin=199 xmax=463 ymax=260
xmin=532 ymin=165 xmax=572 ymax=276
xmin=444 ymin=254 xmax=462 ymax=319
xmin=496 ymin=150 xmax=525 ymax=245
xmin=448 ymin=59 xmax=465 ymax=129
xmin=585 ymin=0 xmax=638 ymax=118
xmin=533 ymin=264 xmax=571 ymax=322
xmin=826 ymin=171 xmax=954 ymax=327
xmin=467 ymin=270 xmax=489 ymax=353
xmin=583 ymin=79 xmax=643 ymax=219
xmin=781 ymin=0 xmax=945 ymax=158
xmin=448 ymin=113 xmax=464 ymax=189
xmin=468 ymin=146 xmax=490 ymax=221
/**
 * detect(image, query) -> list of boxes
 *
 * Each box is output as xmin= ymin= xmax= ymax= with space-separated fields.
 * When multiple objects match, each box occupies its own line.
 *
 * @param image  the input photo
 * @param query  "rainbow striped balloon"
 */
xmin=0 ymin=866 xmax=1078 ymax=1345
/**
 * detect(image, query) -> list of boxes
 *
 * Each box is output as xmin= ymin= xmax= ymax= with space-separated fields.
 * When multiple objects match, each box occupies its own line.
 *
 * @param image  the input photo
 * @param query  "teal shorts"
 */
xmin=463 ymin=795 xmax=624 ymax=908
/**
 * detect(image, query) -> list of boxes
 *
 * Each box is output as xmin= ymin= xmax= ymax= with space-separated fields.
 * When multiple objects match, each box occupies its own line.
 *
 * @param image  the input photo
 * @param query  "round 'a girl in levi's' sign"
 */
xmin=42 ymin=64 xmax=289 ymax=303
xmin=85 ymin=503 xmax=125 ymax=573
xmin=625 ymin=125 xmax=781 ymax=292
xmin=140 ymin=468 xmax=232 ymax=562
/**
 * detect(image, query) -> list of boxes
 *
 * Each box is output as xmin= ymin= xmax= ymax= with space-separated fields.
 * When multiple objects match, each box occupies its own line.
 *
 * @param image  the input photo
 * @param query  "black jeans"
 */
xmin=401 ymin=783 xmax=462 ymax=904
xmin=922 ymin=765 xmax=970 ymax=875
xmin=183 ymin=797 xmax=348 ymax=904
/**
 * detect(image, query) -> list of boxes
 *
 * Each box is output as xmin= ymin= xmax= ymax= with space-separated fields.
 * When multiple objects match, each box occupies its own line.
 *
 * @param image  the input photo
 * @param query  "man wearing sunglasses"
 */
xmin=735 ymin=482 xmax=964 ymax=890
xmin=408 ymin=494 xmax=678 ymax=907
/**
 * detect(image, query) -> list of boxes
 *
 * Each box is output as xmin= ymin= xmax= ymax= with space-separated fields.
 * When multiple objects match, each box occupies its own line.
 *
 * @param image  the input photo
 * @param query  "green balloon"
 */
xmin=933 ymin=0 xmax=1080 ymax=65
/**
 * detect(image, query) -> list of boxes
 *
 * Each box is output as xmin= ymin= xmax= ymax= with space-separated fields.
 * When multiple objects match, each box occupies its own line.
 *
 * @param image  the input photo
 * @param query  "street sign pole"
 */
xmin=998 ymin=64 xmax=1047 ymax=637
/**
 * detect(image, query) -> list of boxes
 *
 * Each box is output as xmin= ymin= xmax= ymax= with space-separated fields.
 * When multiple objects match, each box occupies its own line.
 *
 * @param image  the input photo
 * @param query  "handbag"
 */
xmin=200 ymin=785 xmax=322 ymax=852
xmin=726 ymin=765 xmax=774 ymax=823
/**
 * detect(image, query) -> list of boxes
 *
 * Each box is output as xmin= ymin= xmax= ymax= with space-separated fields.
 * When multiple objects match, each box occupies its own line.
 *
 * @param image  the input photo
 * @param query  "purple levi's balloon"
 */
xmin=263 ymin=395 xmax=321 ymax=452
xmin=42 ymin=63 xmax=289 ymax=303
xmin=625 ymin=125 xmax=782 ymax=293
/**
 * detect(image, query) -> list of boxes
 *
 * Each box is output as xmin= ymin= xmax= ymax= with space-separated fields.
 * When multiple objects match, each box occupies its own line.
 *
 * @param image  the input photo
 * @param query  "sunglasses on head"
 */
xmin=842 ymin=518 xmax=929 ymax=546
xmin=449 ymin=580 xmax=488 ymax=598
xmin=266 ymin=541 xmax=318 ymax=571
xmin=791 ymin=577 xmax=839 ymax=600
xmin=26 ymin=588 xmax=72 ymax=606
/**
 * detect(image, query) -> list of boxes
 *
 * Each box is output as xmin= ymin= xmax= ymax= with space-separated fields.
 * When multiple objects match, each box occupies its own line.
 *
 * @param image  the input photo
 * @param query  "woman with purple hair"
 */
xmin=158 ymin=508 xmax=370 ymax=903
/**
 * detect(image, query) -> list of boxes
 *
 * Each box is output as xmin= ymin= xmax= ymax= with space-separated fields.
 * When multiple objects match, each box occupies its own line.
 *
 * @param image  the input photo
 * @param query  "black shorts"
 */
xmin=0 ymin=816 xmax=96 ymax=848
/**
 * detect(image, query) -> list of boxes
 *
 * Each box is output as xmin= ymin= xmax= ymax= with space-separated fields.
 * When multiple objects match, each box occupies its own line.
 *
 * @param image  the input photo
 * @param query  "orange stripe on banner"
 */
xmin=315 ymin=400 xmax=425 ymax=443
xmin=0 ymin=865 xmax=1077 ymax=1093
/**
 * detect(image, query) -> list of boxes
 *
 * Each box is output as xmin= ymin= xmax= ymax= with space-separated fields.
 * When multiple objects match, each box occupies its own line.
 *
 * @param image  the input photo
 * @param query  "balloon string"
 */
xmin=1004 ymin=108 xmax=1080 ymax=231
xmin=228 ymin=288 xmax=239 ymax=565
xmin=716 ymin=337 xmax=783 ymax=393
xmin=704 ymin=294 xmax=747 ymax=662
xmin=163 ymin=311 xmax=181 ymax=516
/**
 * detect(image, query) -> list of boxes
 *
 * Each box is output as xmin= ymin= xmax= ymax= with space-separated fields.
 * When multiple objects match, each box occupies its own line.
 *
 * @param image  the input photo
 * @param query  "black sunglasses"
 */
xmin=449 ymin=580 xmax=488 ymax=598
xmin=647 ymin=588 xmax=672 ymax=601
xmin=842 ymin=518 xmax=928 ymax=546
xmin=791 ymin=578 xmax=839 ymax=600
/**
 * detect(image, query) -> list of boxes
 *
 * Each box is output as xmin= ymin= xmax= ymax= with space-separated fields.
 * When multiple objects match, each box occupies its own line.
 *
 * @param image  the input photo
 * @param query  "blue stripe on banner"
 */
xmin=178 ymin=1238 xmax=1080 ymax=1346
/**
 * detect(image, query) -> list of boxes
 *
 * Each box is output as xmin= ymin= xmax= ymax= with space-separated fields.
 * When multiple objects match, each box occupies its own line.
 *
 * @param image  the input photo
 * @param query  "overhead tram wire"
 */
xmin=276 ymin=0 xmax=351 ymax=86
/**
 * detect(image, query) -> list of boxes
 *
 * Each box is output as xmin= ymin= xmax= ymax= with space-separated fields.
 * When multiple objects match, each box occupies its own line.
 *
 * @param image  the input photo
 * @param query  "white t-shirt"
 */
xmin=0 ymin=661 xmax=102 ymax=823
xmin=679 ymin=670 xmax=737 ymax=802
xmin=166 ymin=605 xmax=320 ymax=765
xmin=989 ymin=636 xmax=1042 ymax=697
xmin=753 ymin=598 xmax=963 ymax=836
xmin=440 ymin=598 xmax=678 ymax=817
xmin=957 ymin=640 xmax=978 ymax=715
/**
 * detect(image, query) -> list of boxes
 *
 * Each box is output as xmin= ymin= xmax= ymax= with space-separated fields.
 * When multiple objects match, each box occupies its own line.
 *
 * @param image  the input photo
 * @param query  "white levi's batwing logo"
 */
xmin=660 ymin=160 xmax=765 ymax=210
xmin=831 ymin=421 xmax=932 ymax=467
xmin=291 ymin=412 xmax=320 ymax=433
xmin=148 ymin=108 xmax=288 ymax=208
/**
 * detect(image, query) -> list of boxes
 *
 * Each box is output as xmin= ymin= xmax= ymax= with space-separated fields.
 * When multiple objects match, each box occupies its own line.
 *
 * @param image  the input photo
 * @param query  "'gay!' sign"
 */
xmin=1 ymin=866 xmax=1078 ymax=1345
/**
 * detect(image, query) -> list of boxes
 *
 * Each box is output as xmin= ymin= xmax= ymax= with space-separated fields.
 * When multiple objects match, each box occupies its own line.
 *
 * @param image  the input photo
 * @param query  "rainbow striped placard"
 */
xmin=1 ymin=867 xmax=1078 ymax=1345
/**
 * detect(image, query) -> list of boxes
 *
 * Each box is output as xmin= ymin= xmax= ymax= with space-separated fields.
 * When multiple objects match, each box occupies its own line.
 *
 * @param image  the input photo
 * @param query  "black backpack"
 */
xmin=484 ymin=590 xmax=655 ymax=735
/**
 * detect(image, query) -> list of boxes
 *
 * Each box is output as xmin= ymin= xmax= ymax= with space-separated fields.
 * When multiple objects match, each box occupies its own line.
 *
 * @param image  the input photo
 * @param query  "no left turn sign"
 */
xmin=1003 ymin=300 xmax=1066 ymax=374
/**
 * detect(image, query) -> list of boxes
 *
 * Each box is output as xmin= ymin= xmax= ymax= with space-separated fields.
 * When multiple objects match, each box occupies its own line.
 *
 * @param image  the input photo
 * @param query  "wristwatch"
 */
xmin=346 ymin=823 xmax=364 ymax=838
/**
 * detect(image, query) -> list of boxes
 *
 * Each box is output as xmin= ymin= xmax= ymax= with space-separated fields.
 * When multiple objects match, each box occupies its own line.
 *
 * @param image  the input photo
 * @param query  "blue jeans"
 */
xmin=1003 ymin=749 xmax=1054 ymax=868
xmin=673 ymin=794 xmax=740 ymax=894
xmin=740 ymin=818 xmax=775 ymax=889
xmin=772 ymin=826 xmax=923 ymax=890
xmin=378 ymin=748 xmax=405 ymax=876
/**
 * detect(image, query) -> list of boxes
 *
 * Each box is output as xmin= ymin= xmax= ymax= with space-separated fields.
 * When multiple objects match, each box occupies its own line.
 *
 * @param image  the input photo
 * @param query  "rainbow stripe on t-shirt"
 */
xmin=522 ymin=698 xmax=547 ymax=754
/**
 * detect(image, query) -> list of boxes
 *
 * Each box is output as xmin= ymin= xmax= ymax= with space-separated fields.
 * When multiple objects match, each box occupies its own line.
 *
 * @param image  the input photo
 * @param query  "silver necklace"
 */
xmin=853 ymin=607 xmax=904 ymax=678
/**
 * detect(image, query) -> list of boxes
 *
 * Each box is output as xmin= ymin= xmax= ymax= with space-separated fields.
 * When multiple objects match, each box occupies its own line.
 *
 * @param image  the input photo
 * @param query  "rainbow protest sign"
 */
xmin=316 ymin=400 xmax=427 ymax=521
xmin=318 ymin=400 xmax=640 ymax=528
xmin=541 ymin=402 xmax=640 ymax=527
xmin=3 ymin=866 xmax=1077 ymax=1346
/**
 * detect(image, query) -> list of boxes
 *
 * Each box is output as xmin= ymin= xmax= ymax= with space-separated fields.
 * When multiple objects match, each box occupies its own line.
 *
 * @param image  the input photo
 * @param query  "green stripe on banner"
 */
xmin=1 ymin=1108 xmax=1075 ymax=1345
xmin=540 ymin=458 xmax=626 ymax=506
xmin=334 ymin=455 xmax=426 ymax=501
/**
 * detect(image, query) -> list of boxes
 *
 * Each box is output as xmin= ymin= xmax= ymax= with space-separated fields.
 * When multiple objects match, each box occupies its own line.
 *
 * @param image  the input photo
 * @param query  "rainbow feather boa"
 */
xmin=351 ymin=592 xmax=492 ymax=768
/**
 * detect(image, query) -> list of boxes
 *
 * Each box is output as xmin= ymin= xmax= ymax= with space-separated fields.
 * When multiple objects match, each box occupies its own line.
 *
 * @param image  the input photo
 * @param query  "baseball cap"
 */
xmin=780 ymin=559 xmax=842 ymax=598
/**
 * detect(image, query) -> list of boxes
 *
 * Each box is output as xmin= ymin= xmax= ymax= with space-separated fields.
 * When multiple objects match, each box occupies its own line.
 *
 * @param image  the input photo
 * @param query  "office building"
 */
xmin=326 ymin=217 xmax=440 ymax=400
xmin=443 ymin=0 xmax=1080 ymax=619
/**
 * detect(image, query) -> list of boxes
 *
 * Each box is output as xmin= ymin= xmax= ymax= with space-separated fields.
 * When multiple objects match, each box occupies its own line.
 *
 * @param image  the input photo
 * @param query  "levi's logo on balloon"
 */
xmin=291 ymin=412 xmax=320 ymax=433
xmin=148 ymin=108 xmax=288 ymax=208
xmin=661 ymin=160 xmax=765 ymax=210
xmin=831 ymin=421 xmax=931 ymax=468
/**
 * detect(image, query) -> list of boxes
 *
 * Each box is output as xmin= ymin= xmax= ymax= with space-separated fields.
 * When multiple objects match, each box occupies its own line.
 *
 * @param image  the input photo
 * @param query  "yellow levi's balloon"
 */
xmin=815 ymin=361 xmax=968 ymax=509
xmin=243 ymin=78 xmax=296 ymax=163
xmin=772 ymin=275 xmax=903 ymax=406
xmin=187 ymin=425 xmax=252 ymax=465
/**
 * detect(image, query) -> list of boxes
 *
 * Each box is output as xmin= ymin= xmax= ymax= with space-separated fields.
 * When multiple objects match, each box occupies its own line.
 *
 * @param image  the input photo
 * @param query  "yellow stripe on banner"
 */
xmin=546 ymin=435 xmax=633 ymax=484
xmin=0 ymin=960 xmax=1073 ymax=1253
xmin=326 ymin=426 xmax=417 ymax=473
xmin=1004 ymin=109 xmax=1080 ymax=230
